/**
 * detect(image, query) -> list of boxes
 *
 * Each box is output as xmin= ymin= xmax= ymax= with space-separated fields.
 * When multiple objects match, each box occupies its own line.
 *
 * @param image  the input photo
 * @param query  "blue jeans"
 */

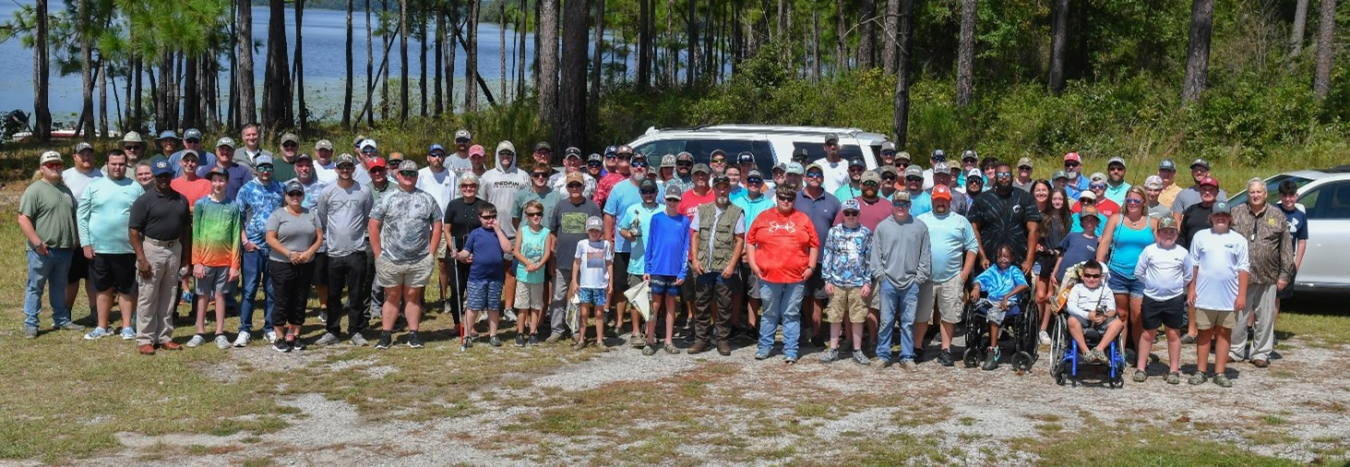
xmin=239 ymin=247 xmax=275 ymax=333
xmin=24 ymin=248 xmax=73 ymax=329
xmin=876 ymin=280 xmax=920 ymax=362
xmin=757 ymin=280 xmax=805 ymax=359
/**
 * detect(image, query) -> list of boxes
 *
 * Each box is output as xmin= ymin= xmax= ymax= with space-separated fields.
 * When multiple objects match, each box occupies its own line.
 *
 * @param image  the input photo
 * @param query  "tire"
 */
xmin=963 ymin=348 xmax=982 ymax=368
xmin=1012 ymin=351 xmax=1034 ymax=372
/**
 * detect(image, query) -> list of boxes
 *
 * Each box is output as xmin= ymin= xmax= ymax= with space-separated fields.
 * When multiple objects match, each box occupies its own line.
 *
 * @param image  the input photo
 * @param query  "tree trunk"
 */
xmin=538 ymin=0 xmax=559 ymax=122
xmin=1313 ymin=0 xmax=1336 ymax=99
xmin=955 ymin=0 xmax=977 ymax=107
xmin=447 ymin=0 xmax=457 ymax=112
xmin=184 ymin=55 xmax=200 ymax=129
xmin=637 ymin=0 xmax=651 ymax=91
xmin=1181 ymin=0 xmax=1214 ymax=104
xmin=559 ymin=0 xmax=589 ymax=148
xmin=835 ymin=0 xmax=846 ymax=74
xmin=420 ymin=6 xmax=428 ymax=117
xmin=237 ymin=0 xmax=256 ymax=126
xmin=399 ymin=0 xmax=409 ymax=122
xmin=98 ymin=62 xmax=108 ymax=138
xmin=499 ymin=0 xmax=507 ymax=100
xmin=263 ymin=0 xmax=293 ymax=129
xmin=1048 ymin=0 xmax=1068 ymax=95
xmin=435 ymin=7 xmax=444 ymax=116
xmin=590 ymin=0 xmax=605 ymax=110
xmin=883 ymin=0 xmax=898 ymax=72
xmin=227 ymin=1 xmax=238 ymax=129
xmin=812 ymin=11 xmax=821 ymax=80
xmin=858 ymin=0 xmax=876 ymax=69
xmin=380 ymin=0 xmax=390 ymax=120
xmin=344 ymin=0 xmax=354 ymax=127
xmin=465 ymin=0 xmax=480 ymax=112
xmin=517 ymin=0 xmax=528 ymax=98
xmin=892 ymin=0 xmax=913 ymax=146
xmin=686 ymin=0 xmax=697 ymax=87
xmin=296 ymin=0 xmax=308 ymax=133
xmin=77 ymin=0 xmax=94 ymax=138
xmin=33 ymin=0 xmax=51 ymax=141
xmin=365 ymin=0 xmax=375 ymax=126
xmin=1290 ymin=0 xmax=1310 ymax=58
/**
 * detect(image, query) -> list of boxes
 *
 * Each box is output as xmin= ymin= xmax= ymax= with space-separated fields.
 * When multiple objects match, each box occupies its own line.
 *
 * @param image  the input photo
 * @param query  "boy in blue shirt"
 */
xmin=1054 ymin=207 xmax=1102 ymax=284
xmin=457 ymin=203 xmax=513 ymax=347
xmin=969 ymin=245 xmax=1029 ymax=371
xmin=820 ymin=199 xmax=871 ymax=365
xmin=642 ymin=185 xmax=692 ymax=355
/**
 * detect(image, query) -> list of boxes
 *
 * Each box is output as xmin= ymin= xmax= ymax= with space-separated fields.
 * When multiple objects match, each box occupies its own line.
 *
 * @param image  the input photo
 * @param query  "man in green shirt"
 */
xmin=20 ymin=151 xmax=85 ymax=338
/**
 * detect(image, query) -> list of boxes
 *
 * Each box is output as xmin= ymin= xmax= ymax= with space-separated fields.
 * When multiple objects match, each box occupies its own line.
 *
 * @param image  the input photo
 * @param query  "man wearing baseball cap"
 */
xmin=1013 ymin=157 xmax=1035 ymax=192
xmin=314 ymin=154 xmax=375 ymax=346
xmin=169 ymin=128 xmax=212 ymax=178
xmin=833 ymin=158 xmax=868 ymax=201
xmin=1072 ymin=172 xmax=1120 ymax=217
xmin=311 ymin=140 xmax=338 ymax=184
xmin=370 ymin=159 xmax=443 ymax=350
xmin=271 ymin=133 xmax=303 ymax=182
xmin=20 ymin=151 xmax=84 ymax=339
xmin=234 ymin=154 xmax=284 ymax=346
xmin=549 ymin=147 xmax=597 ymax=198
xmin=878 ymin=142 xmax=898 ymax=168
xmin=797 ymin=162 xmax=843 ymax=347
xmin=63 ymin=142 xmax=102 ymax=320
xmin=1061 ymin=152 xmax=1090 ymax=199
xmin=659 ymin=154 xmax=677 ymax=184
xmin=448 ymin=129 xmax=475 ymax=177
xmin=668 ymin=152 xmax=696 ymax=194
xmin=921 ymin=149 xmax=946 ymax=190
xmin=687 ymin=174 xmax=745 ymax=356
xmin=1171 ymin=158 xmax=1228 ymax=215
xmin=1156 ymin=159 xmax=1183 ymax=209
xmin=1143 ymin=175 xmax=1172 ymax=219
xmin=595 ymin=145 xmax=634 ymax=209
xmin=601 ymin=153 xmax=653 ymax=335
xmin=201 ymin=137 xmax=250 ymax=200
xmin=417 ymin=142 xmax=460 ymax=315
xmin=128 ymin=158 xmax=192 ymax=354
xmin=546 ymin=171 xmax=604 ymax=343
xmin=813 ymin=133 xmax=849 ymax=193
xmin=916 ymin=184 xmax=978 ymax=366
xmin=900 ymin=165 xmax=932 ymax=217
xmin=1103 ymin=156 xmax=1132 ymax=206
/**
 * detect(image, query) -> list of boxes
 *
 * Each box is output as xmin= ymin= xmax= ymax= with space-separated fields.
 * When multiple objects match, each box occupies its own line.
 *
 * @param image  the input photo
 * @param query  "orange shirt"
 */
xmin=747 ymin=208 xmax=819 ymax=283
xmin=171 ymin=177 xmax=212 ymax=210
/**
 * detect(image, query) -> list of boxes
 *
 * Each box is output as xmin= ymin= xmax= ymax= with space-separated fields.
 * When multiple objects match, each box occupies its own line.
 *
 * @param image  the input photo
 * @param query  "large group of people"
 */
xmin=18 ymin=129 xmax=1306 ymax=386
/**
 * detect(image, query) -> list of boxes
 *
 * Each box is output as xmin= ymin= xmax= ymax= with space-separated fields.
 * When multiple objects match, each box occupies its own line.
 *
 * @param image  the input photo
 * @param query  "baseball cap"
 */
xmin=824 ymin=133 xmax=839 ymax=144
xmin=931 ymin=149 xmax=947 ymax=161
xmin=366 ymin=157 xmax=387 ymax=169
xmin=585 ymin=216 xmax=603 ymax=231
xmin=1052 ymin=170 xmax=1068 ymax=181
xmin=849 ymin=158 xmax=865 ymax=168
xmin=861 ymin=171 xmax=882 ymax=185
xmin=881 ymin=165 xmax=898 ymax=177
xmin=805 ymin=163 xmax=824 ymax=175
xmin=566 ymin=172 xmax=585 ymax=185
xmin=1159 ymin=159 xmax=1177 ymax=171
xmin=712 ymin=175 xmax=731 ymax=186
xmin=157 ymin=130 xmax=179 ymax=141
xmin=931 ymin=184 xmax=953 ymax=201
xmin=359 ymin=139 xmax=378 ymax=151
xmin=1081 ymin=206 xmax=1100 ymax=218
xmin=254 ymin=155 xmax=274 ymax=166
xmin=179 ymin=149 xmax=200 ymax=160
xmin=1190 ymin=158 xmax=1210 ymax=170
xmin=966 ymin=168 xmax=983 ymax=180
xmin=280 ymin=133 xmax=299 ymax=145
xmin=793 ymin=148 xmax=810 ymax=162
xmin=469 ymin=144 xmax=485 ymax=157
xmin=746 ymin=169 xmax=764 ymax=181
xmin=121 ymin=131 xmax=144 ymax=145
xmin=710 ymin=149 xmax=727 ymax=158
xmin=1017 ymin=157 xmax=1033 ymax=169
xmin=534 ymin=141 xmax=552 ymax=152
xmin=151 ymin=159 xmax=173 ymax=177
xmin=428 ymin=143 xmax=445 ymax=154
xmin=335 ymin=154 xmax=357 ymax=166
xmin=312 ymin=140 xmax=332 ymax=152
xmin=664 ymin=184 xmax=683 ymax=201
xmin=1157 ymin=216 xmax=1179 ymax=230
xmin=892 ymin=191 xmax=911 ymax=202
xmin=932 ymin=162 xmax=950 ymax=174
xmin=74 ymin=142 xmax=93 ymax=153
xmin=388 ymin=152 xmax=405 ymax=164
xmin=1199 ymin=176 xmax=1219 ymax=188
xmin=961 ymin=150 xmax=978 ymax=161
xmin=661 ymin=154 xmax=676 ymax=168
xmin=587 ymin=153 xmax=604 ymax=163
xmin=880 ymin=141 xmax=896 ymax=153
xmin=454 ymin=129 xmax=472 ymax=140
xmin=905 ymin=166 xmax=923 ymax=179
xmin=295 ymin=153 xmax=312 ymax=162
xmin=1089 ymin=172 xmax=1107 ymax=183
xmin=565 ymin=148 xmax=583 ymax=159
xmin=1144 ymin=175 xmax=1163 ymax=190
xmin=353 ymin=135 xmax=367 ymax=148
xmin=896 ymin=151 xmax=912 ymax=162
xmin=183 ymin=128 xmax=203 ymax=141
xmin=284 ymin=180 xmax=304 ymax=194
xmin=205 ymin=166 xmax=229 ymax=180
xmin=676 ymin=152 xmax=694 ymax=163
xmin=842 ymin=198 xmax=861 ymax=212
xmin=787 ymin=162 xmax=804 ymax=175
xmin=39 ymin=150 xmax=62 ymax=164
xmin=737 ymin=151 xmax=754 ymax=164
xmin=1063 ymin=152 xmax=1081 ymax=163
xmin=1108 ymin=156 xmax=1126 ymax=168
xmin=398 ymin=160 xmax=419 ymax=172
xmin=1212 ymin=201 xmax=1232 ymax=214
xmin=496 ymin=141 xmax=517 ymax=155
xmin=692 ymin=163 xmax=711 ymax=175
xmin=639 ymin=178 xmax=658 ymax=191
xmin=1078 ymin=191 xmax=1097 ymax=201
xmin=616 ymin=144 xmax=634 ymax=155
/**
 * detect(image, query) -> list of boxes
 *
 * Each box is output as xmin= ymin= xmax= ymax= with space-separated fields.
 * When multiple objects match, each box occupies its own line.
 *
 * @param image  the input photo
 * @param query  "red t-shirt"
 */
xmin=171 ymin=177 xmax=212 ymax=209
xmin=747 ymin=208 xmax=820 ymax=284
xmin=678 ymin=188 xmax=716 ymax=218
xmin=593 ymin=172 xmax=628 ymax=208
xmin=1071 ymin=199 xmax=1120 ymax=218
xmin=832 ymin=196 xmax=892 ymax=231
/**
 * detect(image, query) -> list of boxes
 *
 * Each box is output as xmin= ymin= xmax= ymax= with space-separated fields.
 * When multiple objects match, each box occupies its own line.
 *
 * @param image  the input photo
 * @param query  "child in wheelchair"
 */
xmin=968 ymin=245 xmax=1030 ymax=371
xmin=1063 ymin=260 xmax=1124 ymax=363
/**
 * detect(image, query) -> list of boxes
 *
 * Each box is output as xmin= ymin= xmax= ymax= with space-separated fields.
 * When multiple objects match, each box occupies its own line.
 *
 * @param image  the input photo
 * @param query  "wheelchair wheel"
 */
xmin=1011 ymin=351 xmax=1034 ymax=372
xmin=963 ymin=348 xmax=982 ymax=368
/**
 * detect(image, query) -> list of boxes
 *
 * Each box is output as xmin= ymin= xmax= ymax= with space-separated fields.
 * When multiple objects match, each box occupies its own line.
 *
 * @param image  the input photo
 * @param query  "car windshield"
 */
xmin=1227 ymin=174 xmax=1315 ymax=206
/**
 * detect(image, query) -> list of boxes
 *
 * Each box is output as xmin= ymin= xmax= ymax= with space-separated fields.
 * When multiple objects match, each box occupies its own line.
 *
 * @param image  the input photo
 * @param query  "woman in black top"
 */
xmin=441 ymin=174 xmax=483 ymax=325
xmin=1035 ymin=183 xmax=1072 ymax=343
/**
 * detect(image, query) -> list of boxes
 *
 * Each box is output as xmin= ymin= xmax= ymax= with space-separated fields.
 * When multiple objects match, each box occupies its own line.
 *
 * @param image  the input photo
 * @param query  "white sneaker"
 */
xmin=265 ymin=331 xmax=277 ymax=343
xmin=186 ymin=334 xmax=206 ymax=348
xmin=504 ymin=309 xmax=518 ymax=322
xmin=83 ymin=327 xmax=110 ymax=340
xmin=1039 ymin=330 xmax=1052 ymax=346
xmin=214 ymin=335 xmax=231 ymax=349
xmin=119 ymin=327 xmax=136 ymax=340
xmin=233 ymin=331 xmax=251 ymax=347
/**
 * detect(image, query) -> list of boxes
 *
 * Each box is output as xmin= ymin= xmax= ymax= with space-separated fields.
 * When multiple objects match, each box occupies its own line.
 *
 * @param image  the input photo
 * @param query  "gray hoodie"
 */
xmin=869 ymin=213 xmax=932 ymax=289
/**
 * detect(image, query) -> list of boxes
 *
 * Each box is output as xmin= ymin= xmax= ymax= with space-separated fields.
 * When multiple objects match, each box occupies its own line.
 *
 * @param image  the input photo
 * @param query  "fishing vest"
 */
xmin=695 ymin=202 xmax=743 ymax=273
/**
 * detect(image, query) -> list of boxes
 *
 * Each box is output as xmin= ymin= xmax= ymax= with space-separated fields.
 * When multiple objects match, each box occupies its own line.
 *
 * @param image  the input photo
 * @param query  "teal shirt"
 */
xmin=620 ymin=202 xmax=663 ymax=276
xmin=1104 ymin=182 xmax=1132 ymax=206
xmin=77 ymin=177 xmax=143 ymax=254
xmin=515 ymin=225 xmax=551 ymax=284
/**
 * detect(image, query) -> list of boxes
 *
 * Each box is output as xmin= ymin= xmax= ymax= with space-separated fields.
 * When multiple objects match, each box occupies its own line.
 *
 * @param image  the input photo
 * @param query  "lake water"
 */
xmin=0 ymin=1 xmax=641 ymax=123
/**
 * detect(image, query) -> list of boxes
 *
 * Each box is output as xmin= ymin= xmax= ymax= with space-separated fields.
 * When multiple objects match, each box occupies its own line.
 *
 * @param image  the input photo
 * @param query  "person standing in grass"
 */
xmin=78 ymin=150 xmax=143 ymax=341
xmin=62 ymin=142 xmax=101 ymax=324
xmin=1273 ymin=180 xmax=1308 ymax=339
xmin=748 ymin=183 xmax=820 ymax=364
xmin=128 ymin=159 xmax=191 ymax=355
xmin=369 ymin=160 xmax=443 ymax=350
xmin=917 ymin=185 xmax=979 ymax=367
xmin=1133 ymin=216 xmax=1192 ymax=384
xmin=603 ymin=155 xmax=654 ymax=337
xmin=187 ymin=167 xmax=241 ymax=350
xmin=1187 ymin=201 xmax=1249 ymax=388
xmin=235 ymin=155 xmax=284 ymax=346
xmin=264 ymin=181 xmax=323 ymax=353
xmin=642 ymin=184 xmax=693 ymax=356
xmin=512 ymin=199 xmax=553 ymax=347
xmin=547 ymin=172 xmax=604 ymax=344
xmin=570 ymin=216 xmax=614 ymax=349
xmin=20 ymin=151 xmax=84 ymax=339
xmin=619 ymin=179 xmax=663 ymax=345
xmin=459 ymin=203 xmax=514 ymax=348
xmin=819 ymin=198 xmax=871 ymax=365
xmin=315 ymin=154 xmax=374 ymax=347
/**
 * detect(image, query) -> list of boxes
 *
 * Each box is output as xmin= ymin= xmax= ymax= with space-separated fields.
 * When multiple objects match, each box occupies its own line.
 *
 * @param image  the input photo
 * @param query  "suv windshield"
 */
xmin=634 ymin=138 xmax=776 ymax=176
xmin=790 ymin=142 xmax=864 ymax=164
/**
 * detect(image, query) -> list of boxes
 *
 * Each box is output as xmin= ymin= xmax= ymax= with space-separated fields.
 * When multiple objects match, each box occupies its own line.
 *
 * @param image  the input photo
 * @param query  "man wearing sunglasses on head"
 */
xmin=1071 ymin=172 xmax=1120 ymax=217
xmin=1061 ymin=152 xmax=1090 ymax=200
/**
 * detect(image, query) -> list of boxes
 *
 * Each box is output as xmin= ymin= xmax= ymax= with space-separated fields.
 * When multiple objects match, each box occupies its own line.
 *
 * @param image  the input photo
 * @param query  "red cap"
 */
xmin=366 ymin=157 xmax=387 ymax=169
xmin=931 ymin=184 xmax=952 ymax=201
xmin=1199 ymin=176 xmax=1218 ymax=188
xmin=1063 ymin=152 xmax=1081 ymax=163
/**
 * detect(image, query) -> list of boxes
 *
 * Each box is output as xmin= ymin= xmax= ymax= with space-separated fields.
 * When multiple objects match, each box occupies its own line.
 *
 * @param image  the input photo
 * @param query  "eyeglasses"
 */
xmin=711 ymin=158 xmax=725 ymax=163
xmin=996 ymin=172 xmax=1012 ymax=178
xmin=640 ymin=189 xmax=657 ymax=195
xmin=1064 ymin=161 xmax=1081 ymax=168
xmin=1019 ymin=166 xmax=1032 ymax=171
xmin=1089 ymin=183 xmax=1107 ymax=190
xmin=1082 ymin=273 xmax=1102 ymax=279
xmin=806 ymin=172 xmax=823 ymax=178
xmin=400 ymin=171 xmax=418 ymax=178
xmin=631 ymin=161 xmax=648 ymax=168
xmin=776 ymin=195 xmax=794 ymax=202
xmin=123 ymin=146 xmax=141 ymax=150
xmin=1125 ymin=198 xmax=1143 ymax=205
xmin=525 ymin=212 xmax=542 ymax=217
xmin=531 ymin=172 xmax=549 ymax=179
xmin=461 ymin=183 xmax=478 ymax=189
xmin=258 ymin=166 xmax=275 ymax=173
xmin=185 ymin=139 xmax=201 ymax=144
xmin=481 ymin=214 xmax=497 ymax=219
xmin=567 ymin=183 xmax=583 ymax=189
xmin=1080 ymin=198 xmax=1096 ymax=204
xmin=843 ymin=211 xmax=860 ymax=217
xmin=892 ymin=201 xmax=912 ymax=208
xmin=604 ymin=154 xmax=617 ymax=159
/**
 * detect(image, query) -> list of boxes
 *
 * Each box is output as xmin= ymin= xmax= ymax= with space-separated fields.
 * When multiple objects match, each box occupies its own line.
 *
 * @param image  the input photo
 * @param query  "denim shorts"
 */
xmin=578 ymin=287 xmax=607 ymax=307
xmin=1107 ymin=272 xmax=1144 ymax=298
xmin=466 ymin=279 xmax=503 ymax=311
xmin=650 ymin=275 xmax=680 ymax=296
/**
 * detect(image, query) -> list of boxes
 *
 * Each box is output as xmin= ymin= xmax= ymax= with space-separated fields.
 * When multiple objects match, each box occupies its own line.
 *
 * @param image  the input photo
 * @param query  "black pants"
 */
xmin=694 ymin=273 xmax=734 ymax=345
xmin=270 ymin=260 xmax=314 ymax=327
xmin=326 ymin=253 xmax=369 ymax=336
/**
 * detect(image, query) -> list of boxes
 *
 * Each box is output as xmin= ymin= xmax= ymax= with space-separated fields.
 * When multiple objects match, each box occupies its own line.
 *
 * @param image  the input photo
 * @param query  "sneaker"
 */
xmin=120 ymin=327 xmax=136 ymax=340
xmin=1181 ymin=334 xmax=1196 ymax=344
xmin=1188 ymin=372 xmax=1208 ymax=385
xmin=630 ymin=335 xmax=646 ymax=348
xmin=1166 ymin=372 xmax=1181 ymax=385
xmin=1133 ymin=369 xmax=1148 ymax=383
xmin=318 ymin=310 xmax=328 ymax=324
xmin=1038 ymin=330 xmax=1052 ymax=346
xmin=289 ymin=336 xmax=307 ymax=351
xmin=1253 ymin=359 xmax=1269 ymax=368
xmin=938 ymin=349 xmax=955 ymax=367
xmin=180 ymin=291 xmax=194 ymax=304
xmin=716 ymin=341 xmax=731 ymax=356
xmin=264 ymin=331 xmax=277 ymax=344
xmin=406 ymin=332 xmax=424 ymax=349
xmin=214 ymin=335 xmax=230 ymax=349
xmin=24 ymin=327 xmax=38 ymax=339
xmin=504 ymin=309 xmax=518 ymax=322
xmin=528 ymin=335 xmax=540 ymax=346
xmin=83 ymin=327 xmax=110 ymax=340
xmin=375 ymin=333 xmax=393 ymax=350
xmin=233 ymin=331 xmax=251 ymax=347
xmin=573 ymin=340 xmax=588 ymax=351
xmin=754 ymin=350 xmax=770 ymax=360
xmin=351 ymin=333 xmax=369 ymax=346
xmin=900 ymin=359 xmax=918 ymax=372
xmin=544 ymin=334 xmax=562 ymax=344
xmin=818 ymin=347 xmax=839 ymax=363
xmin=664 ymin=343 xmax=681 ymax=355
xmin=1212 ymin=373 xmax=1232 ymax=388
xmin=272 ymin=339 xmax=292 ymax=353
xmin=515 ymin=334 xmax=526 ymax=347
xmin=316 ymin=333 xmax=341 ymax=346
xmin=642 ymin=345 xmax=658 ymax=356
xmin=873 ymin=358 xmax=892 ymax=368
xmin=55 ymin=322 xmax=86 ymax=332
xmin=1089 ymin=349 xmax=1107 ymax=364
xmin=981 ymin=348 xmax=999 ymax=371
xmin=187 ymin=334 xmax=206 ymax=348
xmin=852 ymin=350 xmax=870 ymax=366
xmin=489 ymin=336 xmax=502 ymax=347
xmin=784 ymin=355 xmax=798 ymax=364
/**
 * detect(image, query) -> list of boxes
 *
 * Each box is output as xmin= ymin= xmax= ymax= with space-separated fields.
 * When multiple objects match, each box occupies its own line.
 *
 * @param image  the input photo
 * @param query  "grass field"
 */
xmin=1 ymin=181 xmax=1347 ymax=464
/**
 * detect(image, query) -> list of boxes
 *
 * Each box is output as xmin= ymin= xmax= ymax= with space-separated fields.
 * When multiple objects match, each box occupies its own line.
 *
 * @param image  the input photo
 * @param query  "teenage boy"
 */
xmin=187 ymin=168 xmax=241 ymax=349
xmin=570 ymin=216 xmax=614 ymax=349
xmin=1133 ymin=216 xmax=1192 ymax=384
xmin=459 ymin=203 xmax=513 ymax=347
xmin=1187 ymin=201 xmax=1249 ymax=388
xmin=820 ymin=199 xmax=871 ymax=365
xmin=642 ymin=184 xmax=692 ymax=355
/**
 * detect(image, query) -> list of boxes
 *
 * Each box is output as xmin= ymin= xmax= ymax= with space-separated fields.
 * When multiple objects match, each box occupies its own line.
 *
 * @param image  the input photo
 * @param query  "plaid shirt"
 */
xmin=1231 ymin=203 xmax=1293 ymax=285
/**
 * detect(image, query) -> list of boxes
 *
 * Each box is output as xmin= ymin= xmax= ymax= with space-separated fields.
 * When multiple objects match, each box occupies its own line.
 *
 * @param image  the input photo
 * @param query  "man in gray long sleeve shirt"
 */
xmin=868 ymin=191 xmax=932 ymax=369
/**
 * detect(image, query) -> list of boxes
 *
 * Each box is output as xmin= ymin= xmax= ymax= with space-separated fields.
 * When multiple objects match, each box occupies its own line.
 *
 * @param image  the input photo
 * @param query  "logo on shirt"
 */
xmin=768 ymin=221 xmax=797 ymax=233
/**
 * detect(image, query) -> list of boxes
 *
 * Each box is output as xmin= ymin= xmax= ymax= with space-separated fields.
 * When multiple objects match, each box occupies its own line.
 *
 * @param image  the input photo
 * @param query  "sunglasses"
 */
xmin=587 ymin=161 xmax=602 ymax=166
xmin=1125 ymin=198 xmax=1143 ymax=205
xmin=631 ymin=161 xmax=648 ymax=168
xmin=525 ymin=211 xmax=542 ymax=217
xmin=567 ymin=183 xmax=583 ymax=188
xmin=428 ymin=153 xmax=444 ymax=158
xmin=806 ymin=172 xmax=823 ymax=178
xmin=897 ymin=162 xmax=910 ymax=168
xmin=400 ymin=171 xmax=418 ymax=178
xmin=1082 ymin=273 xmax=1102 ymax=279
xmin=862 ymin=181 xmax=880 ymax=187
xmin=893 ymin=201 xmax=912 ymax=208
xmin=461 ymin=183 xmax=478 ymax=189
xmin=996 ymin=172 xmax=1012 ymax=178
xmin=776 ymin=195 xmax=794 ymax=202
xmin=747 ymin=178 xmax=763 ymax=184
xmin=282 ymin=143 xmax=298 ymax=148
xmin=455 ymin=138 xmax=470 ymax=143
xmin=1090 ymin=184 xmax=1107 ymax=190
xmin=258 ymin=166 xmax=275 ymax=172
xmin=677 ymin=161 xmax=693 ymax=167
xmin=123 ymin=146 xmax=141 ymax=150
xmin=640 ymin=189 xmax=657 ymax=195
xmin=1064 ymin=161 xmax=1081 ymax=167
xmin=604 ymin=154 xmax=617 ymax=159
xmin=43 ymin=162 xmax=63 ymax=169
xmin=881 ymin=151 xmax=896 ymax=157
xmin=481 ymin=215 xmax=497 ymax=220
xmin=531 ymin=172 xmax=549 ymax=179
xmin=711 ymin=158 xmax=725 ymax=163
xmin=882 ymin=175 xmax=898 ymax=181
xmin=370 ymin=168 xmax=387 ymax=173
xmin=362 ymin=148 xmax=376 ymax=154
xmin=337 ymin=164 xmax=355 ymax=170
xmin=287 ymin=191 xmax=305 ymax=197
xmin=842 ymin=210 xmax=860 ymax=217
xmin=1109 ymin=166 xmax=1125 ymax=171
xmin=906 ymin=176 xmax=923 ymax=182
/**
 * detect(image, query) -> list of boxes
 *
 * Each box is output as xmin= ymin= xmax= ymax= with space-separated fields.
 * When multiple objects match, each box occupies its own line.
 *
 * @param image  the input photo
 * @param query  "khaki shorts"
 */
xmin=1195 ymin=308 xmax=1235 ymax=331
xmin=918 ymin=276 xmax=966 ymax=324
xmin=825 ymin=286 xmax=869 ymax=324
xmin=514 ymin=281 xmax=545 ymax=310
xmin=376 ymin=254 xmax=434 ymax=288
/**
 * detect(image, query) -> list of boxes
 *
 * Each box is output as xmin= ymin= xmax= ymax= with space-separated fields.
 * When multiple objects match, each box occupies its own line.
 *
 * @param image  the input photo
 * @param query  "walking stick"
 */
xmin=451 ymin=236 xmax=467 ymax=351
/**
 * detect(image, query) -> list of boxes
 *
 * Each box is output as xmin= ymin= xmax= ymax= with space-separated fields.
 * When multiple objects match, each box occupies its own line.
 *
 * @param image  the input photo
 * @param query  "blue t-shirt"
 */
xmin=907 ymin=190 xmax=933 ymax=217
xmin=464 ymin=227 xmax=505 ymax=282
xmin=1279 ymin=205 xmax=1308 ymax=253
xmin=1055 ymin=232 xmax=1100 ymax=282
xmin=794 ymin=190 xmax=841 ymax=248
xmin=974 ymin=265 xmax=1028 ymax=303
xmin=731 ymin=191 xmax=775 ymax=231
xmin=645 ymin=212 xmax=691 ymax=279
xmin=603 ymin=180 xmax=656 ymax=253
xmin=917 ymin=211 xmax=979 ymax=283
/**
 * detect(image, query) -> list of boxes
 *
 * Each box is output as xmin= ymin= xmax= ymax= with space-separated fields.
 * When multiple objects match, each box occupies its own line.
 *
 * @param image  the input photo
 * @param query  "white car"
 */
xmin=1228 ymin=166 xmax=1350 ymax=292
xmin=626 ymin=124 xmax=890 ymax=176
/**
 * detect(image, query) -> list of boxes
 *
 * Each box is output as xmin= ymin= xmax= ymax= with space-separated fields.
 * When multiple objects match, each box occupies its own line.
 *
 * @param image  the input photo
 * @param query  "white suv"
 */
xmin=1228 ymin=166 xmax=1350 ymax=293
xmin=626 ymin=125 xmax=891 ymax=176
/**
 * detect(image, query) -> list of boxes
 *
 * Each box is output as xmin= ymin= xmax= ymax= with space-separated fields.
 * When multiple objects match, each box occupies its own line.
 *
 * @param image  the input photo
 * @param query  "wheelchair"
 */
xmin=1047 ymin=263 xmax=1127 ymax=388
xmin=961 ymin=290 xmax=1039 ymax=372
